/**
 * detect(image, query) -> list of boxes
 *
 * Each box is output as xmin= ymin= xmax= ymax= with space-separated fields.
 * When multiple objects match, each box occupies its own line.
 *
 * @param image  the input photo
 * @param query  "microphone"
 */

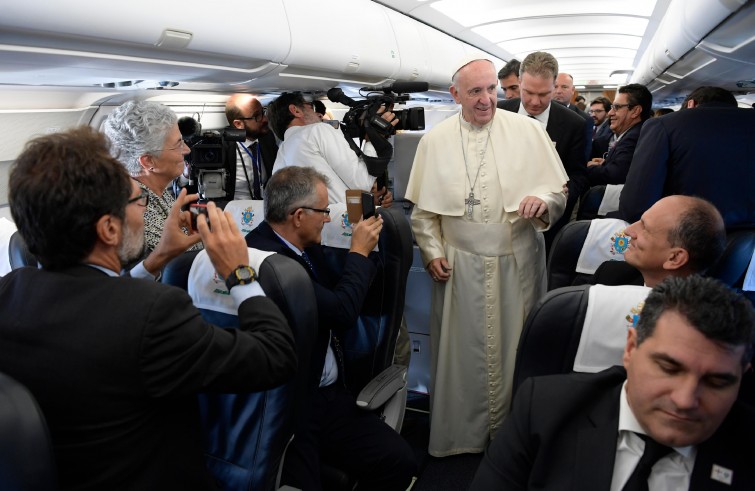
xmin=327 ymin=88 xmax=357 ymax=107
xmin=178 ymin=116 xmax=201 ymax=138
xmin=361 ymin=81 xmax=429 ymax=93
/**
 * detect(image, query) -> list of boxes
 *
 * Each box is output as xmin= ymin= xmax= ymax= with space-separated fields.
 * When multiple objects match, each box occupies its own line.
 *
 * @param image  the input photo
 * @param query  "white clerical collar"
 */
xmin=517 ymin=102 xmax=550 ymax=129
xmin=618 ymin=381 xmax=695 ymax=459
xmin=458 ymin=112 xmax=494 ymax=131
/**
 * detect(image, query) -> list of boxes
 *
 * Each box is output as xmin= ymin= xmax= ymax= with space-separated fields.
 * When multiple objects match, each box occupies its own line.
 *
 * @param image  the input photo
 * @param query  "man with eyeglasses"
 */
xmin=590 ymin=96 xmax=614 ymax=158
xmin=0 ymin=126 xmax=296 ymax=490
xmin=245 ymin=166 xmax=417 ymax=490
xmin=586 ymin=84 xmax=652 ymax=186
xmin=266 ymin=92 xmax=395 ymax=207
xmin=225 ymin=94 xmax=279 ymax=200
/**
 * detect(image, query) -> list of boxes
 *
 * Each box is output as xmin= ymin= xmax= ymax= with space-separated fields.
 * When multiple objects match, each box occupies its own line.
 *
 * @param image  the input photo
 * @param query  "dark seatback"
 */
xmin=512 ymin=285 xmax=591 ymax=396
xmin=8 ymin=231 xmax=39 ymax=270
xmin=322 ymin=206 xmax=413 ymax=394
xmin=161 ymin=251 xmax=317 ymax=491
xmin=546 ymin=220 xmax=591 ymax=290
xmin=707 ymin=228 xmax=755 ymax=288
xmin=0 ymin=371 xmax=57 ymax=491
xmin=577 ymin=185 xmax=606 ymax=220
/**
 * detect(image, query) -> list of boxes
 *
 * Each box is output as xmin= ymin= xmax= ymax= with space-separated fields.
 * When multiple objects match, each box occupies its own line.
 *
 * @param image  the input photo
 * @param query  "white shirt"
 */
xmin=517 ymin=101 xmax=552 ymax=130
xmin=234 ymin=139 xmax=265 ymax=200
xmin=609 ymin=382 xmax=696 ymax=491
xmin=273 ymin=123 xmax=376 ymax=204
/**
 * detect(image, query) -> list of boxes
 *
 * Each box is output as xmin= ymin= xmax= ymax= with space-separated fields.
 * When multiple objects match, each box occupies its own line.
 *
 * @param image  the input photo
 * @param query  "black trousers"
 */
xmin=281 ymin=384 xmax=417 ymax=490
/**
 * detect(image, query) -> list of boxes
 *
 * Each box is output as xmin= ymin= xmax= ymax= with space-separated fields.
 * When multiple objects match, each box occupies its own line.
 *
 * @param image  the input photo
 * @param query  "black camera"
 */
xmin=326 ymin=81 xmax=427 ymax=139
xmin=178 ymin=118 xmax=245 ymax=202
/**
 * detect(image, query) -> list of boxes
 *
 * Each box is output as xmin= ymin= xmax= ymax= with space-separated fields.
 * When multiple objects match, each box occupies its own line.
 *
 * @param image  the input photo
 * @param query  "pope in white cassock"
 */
xmin=405 ymin=59 xmax=568 ymax=457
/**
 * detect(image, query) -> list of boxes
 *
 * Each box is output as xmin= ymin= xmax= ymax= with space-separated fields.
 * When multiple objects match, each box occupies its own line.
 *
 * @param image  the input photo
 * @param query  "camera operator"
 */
xmin=266 ymin=92 xmax=393 ymax=206
xmin=225 ymin=94 xmax=279 ymax=200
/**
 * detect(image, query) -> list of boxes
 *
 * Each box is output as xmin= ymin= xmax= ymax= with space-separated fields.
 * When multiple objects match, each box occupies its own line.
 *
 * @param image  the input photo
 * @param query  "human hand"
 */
xmin=518 ymin=196 xmax=548 ymax=219
xmin=350 ymin=215 xmax=383 ymax=257
xmin=143 ymin=188 xmax=202 ymax=275
xmin=427 ymin=257 xmax=451 ymax=283
xmin=587 ymin=158 xmax=605 ymax=167
xmin=374 ymin=186 xmax=393 ymax=208
xmin=196 ymin=201 xmax=249 ymax=280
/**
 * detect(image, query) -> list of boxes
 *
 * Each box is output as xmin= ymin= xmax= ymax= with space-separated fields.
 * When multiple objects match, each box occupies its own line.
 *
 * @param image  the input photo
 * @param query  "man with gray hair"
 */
xmin=405 ymin=58 xmax=567 ymax=457
xmin=498 ymin=52 xmax=590 ymax=250
xmin=245 ymin=166 xmax=417 ymax=489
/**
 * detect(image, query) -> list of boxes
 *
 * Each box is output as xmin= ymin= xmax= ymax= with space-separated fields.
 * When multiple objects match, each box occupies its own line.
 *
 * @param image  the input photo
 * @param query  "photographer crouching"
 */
xmin=267 ymin=91 xmax=396 ymax=207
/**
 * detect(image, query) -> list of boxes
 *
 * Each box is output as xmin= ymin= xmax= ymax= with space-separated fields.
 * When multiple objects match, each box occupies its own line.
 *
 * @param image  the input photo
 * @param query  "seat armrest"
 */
xmin=356 ymin=364 xmax=407 ymax=411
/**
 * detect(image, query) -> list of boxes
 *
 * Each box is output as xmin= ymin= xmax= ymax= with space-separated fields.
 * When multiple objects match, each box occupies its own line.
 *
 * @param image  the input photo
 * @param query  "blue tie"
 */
xmin=248 ymin=141 xmax=262 ymax=200
xmin=301 ymin=251 xmax=317 ymax=279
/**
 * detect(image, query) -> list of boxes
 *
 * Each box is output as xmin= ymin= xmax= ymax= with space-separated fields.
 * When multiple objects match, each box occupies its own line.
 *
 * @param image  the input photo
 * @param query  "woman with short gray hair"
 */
xmin=103 ymin=100 xmax=202 ymax=253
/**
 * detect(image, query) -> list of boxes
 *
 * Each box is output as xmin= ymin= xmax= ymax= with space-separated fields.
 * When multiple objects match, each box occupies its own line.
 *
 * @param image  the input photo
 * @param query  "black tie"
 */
xmin=248 ymin=141 xmax=262 ymax=200
xmin=622 ymin=434 xmax=673 ymax=491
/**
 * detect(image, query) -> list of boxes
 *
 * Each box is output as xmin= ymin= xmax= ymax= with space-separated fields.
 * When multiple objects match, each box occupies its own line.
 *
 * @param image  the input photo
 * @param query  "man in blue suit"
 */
xmin=245 ymin=166 xmax=417 ymax=491
xmin=614 ymin=86 xmax=754 ymax=227
xmin=471 ymin=275 xmax=755 ymax=490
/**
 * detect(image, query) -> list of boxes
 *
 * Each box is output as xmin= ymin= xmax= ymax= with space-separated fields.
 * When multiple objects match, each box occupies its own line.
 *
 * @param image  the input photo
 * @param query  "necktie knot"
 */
xmin=621 ymin=433 xmax=673 ymax=491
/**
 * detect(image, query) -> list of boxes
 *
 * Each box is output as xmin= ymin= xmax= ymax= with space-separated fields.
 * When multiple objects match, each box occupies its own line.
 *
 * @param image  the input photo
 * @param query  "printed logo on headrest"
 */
xmin=239 ymin=206 xmax=255 ymax=234
xmin=211 ymin=271 xmax=230 ymax=296
xmin=339 ymin=212 xmax=353 ymax=237
xmin=610 ymin=229 xmax=630 ymax=256
xmin=625 ymin=301 xmax=644 ymax=329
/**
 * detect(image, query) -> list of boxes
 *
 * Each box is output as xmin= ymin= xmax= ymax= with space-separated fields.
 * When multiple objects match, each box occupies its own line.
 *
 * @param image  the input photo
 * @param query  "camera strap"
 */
xmin=342 ymin=124 xmax=391 ymax=178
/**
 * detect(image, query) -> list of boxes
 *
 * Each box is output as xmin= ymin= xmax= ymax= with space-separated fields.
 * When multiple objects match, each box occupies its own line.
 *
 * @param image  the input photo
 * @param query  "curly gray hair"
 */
xmin=102 ymin=100 xmax=177 ymax=177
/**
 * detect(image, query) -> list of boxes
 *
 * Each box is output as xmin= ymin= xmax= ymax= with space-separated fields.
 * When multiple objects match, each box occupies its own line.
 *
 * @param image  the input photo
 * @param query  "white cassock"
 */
xmin=405 ymin=110 xmax=567 ymax=457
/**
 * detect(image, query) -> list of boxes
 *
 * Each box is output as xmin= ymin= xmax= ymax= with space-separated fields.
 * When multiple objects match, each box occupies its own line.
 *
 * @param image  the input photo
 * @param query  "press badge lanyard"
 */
xmin=239 ymin=141 xmax=262 ymax=197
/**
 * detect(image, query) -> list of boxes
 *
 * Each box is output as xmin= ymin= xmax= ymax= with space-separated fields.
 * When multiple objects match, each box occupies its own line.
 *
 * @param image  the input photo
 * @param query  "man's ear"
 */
xmin=686 ymin=100 xmax=697 ymax=109
xmin=663 ymin=247 xmax=689 ymax=271
xmin=623 ymin=327 xmax=638 ymax=369
xmin=449 ymin=85 xmax=461 ymax=104
xmin=95 ymin=214 xmax=121 ymax=247
xmin=288 ymin=103 xmax=302 ymax=117
xmin=232 ymin=119 xmax=244 ymax=130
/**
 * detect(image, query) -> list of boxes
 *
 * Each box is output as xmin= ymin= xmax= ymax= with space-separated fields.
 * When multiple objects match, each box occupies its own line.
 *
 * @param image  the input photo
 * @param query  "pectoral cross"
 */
xmin=465 ymin=192 xmax=480 ymax=219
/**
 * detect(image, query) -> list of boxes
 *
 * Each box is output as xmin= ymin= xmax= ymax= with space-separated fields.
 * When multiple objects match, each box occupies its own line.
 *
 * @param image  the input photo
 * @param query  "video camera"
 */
xmin=326 ymin=81 xmax=427 ymax=139
xmin=178 ymin=116 xmax=245 ymax=201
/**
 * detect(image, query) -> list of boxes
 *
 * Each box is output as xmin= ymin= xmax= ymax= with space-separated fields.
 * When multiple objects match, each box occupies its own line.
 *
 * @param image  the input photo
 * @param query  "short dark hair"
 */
xmin=9 ymin=126 xmax=131 ymax=270
xmin=667 ymin=197 xmax=726 ymax=274
xmin=497 ymin=59 xmax=520 ymax=80
xmin=636 ymin=276 xmax=755 ymax=365
xmin=591 ymin=96 xmax=612 ymax=113
xmin=266 ymin=92 xmax=307 ymax=141
xmin=618 ymin=83 xmax=653 ymax=121
xmin=682 ymin=86 xmax=737 ymax=108
xmin=264 ymin=166 xmax=329 ymax=224
xmin=575 ymin=95 xmax=585 ymax=103
xmin=313 ymin=100 xmax=327 ymax=116
xmin=654 ymin=107 xmax=674 ymax=117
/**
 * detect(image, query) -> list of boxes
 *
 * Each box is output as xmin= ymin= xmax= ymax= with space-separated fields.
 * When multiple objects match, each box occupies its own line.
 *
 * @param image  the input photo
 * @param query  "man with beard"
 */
xmin=225 ymin=94 xmax=279 ymax=200
xmin=0 ymin=126 xmax=296 ymax=491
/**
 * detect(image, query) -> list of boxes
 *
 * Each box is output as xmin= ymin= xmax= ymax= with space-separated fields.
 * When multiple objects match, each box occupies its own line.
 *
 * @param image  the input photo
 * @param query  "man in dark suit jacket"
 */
xmin=0 ymin=127 xmax=296 ymax=491
xmin=587 ymin=84 xmax=652 ymax=187
xmin=497 ymin=52 xmax=587 ymax=249
xmin=471 ymin=276 xmax=755 ymax=490
xmin=590 ymin=195 xmax=725 ymax=288
xmin=554 ymin=72 xmax=594 ymax=161
xmin=226 ymin=94 xmax=279 ymax=200
xmin=614 ymin=86 xmax=755 ymax=227
xmin=245 ymin=166 xmax=416 ymax=491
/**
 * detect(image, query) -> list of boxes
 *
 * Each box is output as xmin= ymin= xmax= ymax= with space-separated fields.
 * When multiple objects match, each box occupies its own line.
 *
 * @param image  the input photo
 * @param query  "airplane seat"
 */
xmin=8 ymin=231 xmax=39 ymax=270
xmin=318 ymin=205 xmax=414 ymax=490
xmin=547 ymin=218 xmax=630 ymax=291
xmin=222 ymin=199 xmax=266 ymax=237
xmin=512 ymin=284 xmax=651 ymax=396
xmin=546 ymin=220 xmax=591 ymax=290
xmin=707 ymin=228 xmax=755 ymax=288
xmin=576 ymin=185 xmax=606 ymax=220
xmin=161 ymin=249 xmax=317 ymax=491
xmin=0 ymin=371 xmax=58 ymax=491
